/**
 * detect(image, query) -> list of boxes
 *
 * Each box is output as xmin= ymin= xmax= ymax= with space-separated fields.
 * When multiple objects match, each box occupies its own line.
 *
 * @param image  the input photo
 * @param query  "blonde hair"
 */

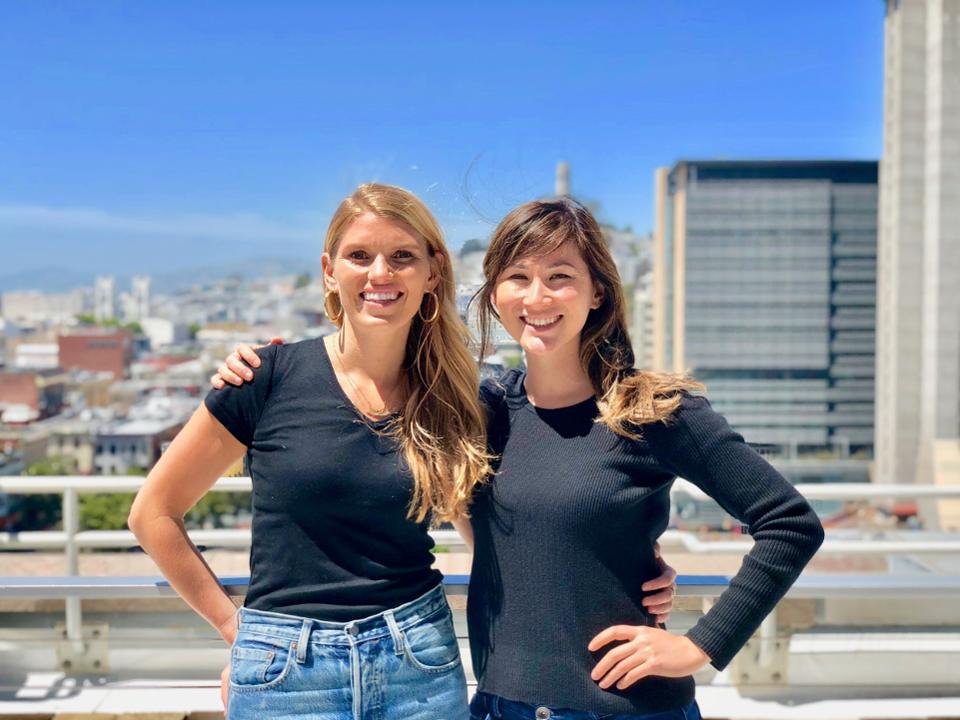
xmin=475 ymin=197 xmax=704 ymax=435
xmin=325 ymin=183 xmax=491 ymax=522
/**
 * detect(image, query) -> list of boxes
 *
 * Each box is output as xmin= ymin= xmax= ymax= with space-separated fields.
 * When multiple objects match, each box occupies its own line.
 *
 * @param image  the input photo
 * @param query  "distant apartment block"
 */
xmin=140 ymin=318 xmax=189 ymax=349
xmin=0 ymin=369 xmax=66 ymax=421
xmin=876 ymin=0 xmax=960 ymax=486
xmin=44 ymin=422 xmax=96 ymax=474
xmin=13 ymin=343 xmax=58 ymax=370
xmin=631 ymin=280 xmax=656 ymax=372
xmin=653 ymin=160 xmax=879 ymax=457
xmin=94 ymin=419 xmax=184 ymax=475
xmin=0 ymin=289 xmax=89 ymax=324
xmin=58 ymin=328 xmax=133 ymax=379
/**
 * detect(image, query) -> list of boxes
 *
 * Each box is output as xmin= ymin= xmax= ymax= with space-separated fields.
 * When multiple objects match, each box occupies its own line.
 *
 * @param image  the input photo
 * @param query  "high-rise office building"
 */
xmin=653 ymin=161 xmax=879 ymax=457
xmin=876 ymin=0 xmax=960 ymax=486
xmin=94 ymin=275 xmax=116 ymax=323
xmin=130 ymin=275 xmax=152 ymax=321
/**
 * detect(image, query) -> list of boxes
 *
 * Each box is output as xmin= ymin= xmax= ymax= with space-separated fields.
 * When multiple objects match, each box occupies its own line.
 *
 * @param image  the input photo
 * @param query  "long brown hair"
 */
xmin=325 ymin=183 xmax=491 ymax=522
xmin=475 ymin=197 xmax=703 ymax=434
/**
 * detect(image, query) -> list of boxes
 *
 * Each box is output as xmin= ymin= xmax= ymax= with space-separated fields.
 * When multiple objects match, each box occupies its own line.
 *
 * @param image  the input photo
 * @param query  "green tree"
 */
xmin=295 ymin=272 xmax=312 ymax=289
xmin=124 ymin=321 xmax=143 ymax=334
xmin=16 ymin=457 xmax=71 ymax=530
xmin=186 ymin=492 xmax=251 ymax=528
xmin=188 ymin=322 xmax=202 ymax=340
xmin=80 ymin=492 xmax=138 ymax=530
xmin=75 ymin=313 xmax=96 ymax=325
xmin=79 ymin=467 xmax=146 ymax=531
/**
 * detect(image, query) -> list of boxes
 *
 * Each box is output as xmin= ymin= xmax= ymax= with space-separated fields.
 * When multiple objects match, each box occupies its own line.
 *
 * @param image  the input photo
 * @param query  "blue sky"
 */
xmin=0 ymin=1 xmax=884 ymax=287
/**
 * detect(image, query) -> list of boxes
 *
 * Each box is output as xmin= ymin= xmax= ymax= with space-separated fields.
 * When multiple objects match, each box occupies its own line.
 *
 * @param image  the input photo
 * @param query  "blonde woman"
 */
xmin=129 ymin=183 xmax=492 ymax=719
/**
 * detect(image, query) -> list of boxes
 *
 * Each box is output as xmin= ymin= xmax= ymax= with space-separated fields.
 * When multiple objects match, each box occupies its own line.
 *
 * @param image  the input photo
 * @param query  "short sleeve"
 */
xmin=203 ymin=344 xmax=279 ymax=447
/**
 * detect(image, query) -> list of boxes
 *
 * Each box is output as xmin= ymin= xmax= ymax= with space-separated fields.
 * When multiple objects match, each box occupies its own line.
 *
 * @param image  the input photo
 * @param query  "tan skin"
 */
xmin=131 ymin=213 xmax=439 ymax=712
xmin=212 ymin=240 xmax=688 ymax=691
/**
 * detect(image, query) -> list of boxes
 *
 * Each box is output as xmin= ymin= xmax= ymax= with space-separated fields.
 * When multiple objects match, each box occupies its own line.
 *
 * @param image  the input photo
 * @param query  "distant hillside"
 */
xmin=0 ymin=256 xmax=316 ymax=294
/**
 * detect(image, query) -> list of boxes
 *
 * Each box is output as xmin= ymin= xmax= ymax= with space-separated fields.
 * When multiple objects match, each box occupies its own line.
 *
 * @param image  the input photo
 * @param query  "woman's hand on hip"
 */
xmin=588 ymin=625 xmax=710 ymax=689
xmin=220 ymin=661 xmax=230 ymax=710
xmin=641 ymin=541 xmax=677 ymax=624
xmin=210 ymin=337 xmax=283 ymax=389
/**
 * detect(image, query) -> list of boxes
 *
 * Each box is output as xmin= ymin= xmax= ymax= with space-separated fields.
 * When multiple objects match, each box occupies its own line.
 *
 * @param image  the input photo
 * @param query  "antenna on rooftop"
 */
xmin=555 ymin=161 xmax=570 ymax=197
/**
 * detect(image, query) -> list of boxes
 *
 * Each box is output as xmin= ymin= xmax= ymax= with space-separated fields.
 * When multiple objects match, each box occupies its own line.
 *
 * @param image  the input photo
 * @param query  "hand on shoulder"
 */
xmin=210 ymin=337 xmax=284 ymax=389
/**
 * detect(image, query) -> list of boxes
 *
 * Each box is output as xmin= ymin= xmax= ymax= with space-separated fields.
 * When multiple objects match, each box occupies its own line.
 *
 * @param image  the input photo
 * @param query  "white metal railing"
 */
xmin=4 ymin=476 xmax=960 ymax=556
xmin=4 ymin=573 xmax=960 ymax=600
xmin=3 ymin=475 xmax=960 ymax=647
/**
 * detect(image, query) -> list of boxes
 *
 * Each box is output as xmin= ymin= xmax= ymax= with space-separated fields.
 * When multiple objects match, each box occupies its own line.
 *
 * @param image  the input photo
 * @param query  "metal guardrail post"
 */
xmin=57 ymin=487 xmax=109 ymax=672
xmin=63 ymin=487 xmax=82 ymax=643
xmin=731 ymin=607 xmax=788 ymax=687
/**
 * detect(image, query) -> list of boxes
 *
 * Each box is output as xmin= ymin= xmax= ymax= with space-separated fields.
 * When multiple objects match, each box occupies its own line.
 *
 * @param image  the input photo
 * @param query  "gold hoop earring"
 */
xmin=324 ymin=291 xmax=344 ymax=325
xmin=418 ymin=291 xmax=440 ymax=323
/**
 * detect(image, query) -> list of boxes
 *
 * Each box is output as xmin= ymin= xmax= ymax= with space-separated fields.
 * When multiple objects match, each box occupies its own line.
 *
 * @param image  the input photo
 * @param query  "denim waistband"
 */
xmin=237 ymin=582 xmax=448 ymax=646
xmin=472 ymin=691 xmax=698 ymax=720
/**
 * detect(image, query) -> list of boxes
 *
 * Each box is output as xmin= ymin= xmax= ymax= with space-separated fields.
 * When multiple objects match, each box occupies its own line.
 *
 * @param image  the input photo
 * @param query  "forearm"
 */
xmin=684 ymin=498 xmax=823 ymax=667
xmin=649 ymin=394 xmax=825 ymax=668
xmin=451 ymin=516 xmax=474 ymax=553
xmin=133 ymin=513 xmax=239 ymax=644
xmin=128 ymin=403 xmax=249 ymax=643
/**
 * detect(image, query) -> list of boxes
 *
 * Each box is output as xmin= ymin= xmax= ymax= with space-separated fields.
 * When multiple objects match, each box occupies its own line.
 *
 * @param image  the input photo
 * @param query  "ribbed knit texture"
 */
xmin=467 ymin=370 xmax=824 ymax=715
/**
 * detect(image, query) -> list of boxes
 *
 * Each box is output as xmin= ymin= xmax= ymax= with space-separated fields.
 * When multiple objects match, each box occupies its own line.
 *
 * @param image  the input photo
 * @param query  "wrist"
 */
xmin=215 ymin=607 xmax=239 ymax=645
xmin=682 ymin=636 xmax=711 ymax=668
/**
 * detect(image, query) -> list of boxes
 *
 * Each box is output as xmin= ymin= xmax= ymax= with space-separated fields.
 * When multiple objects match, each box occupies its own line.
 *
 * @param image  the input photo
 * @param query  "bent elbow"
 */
xmin=127 ymin=492 xmax=154 ymax=540
xmin=127 ymin=501 xmax=145 ymax=537
xmin=803 ymin=510 xmax=826 ymax=560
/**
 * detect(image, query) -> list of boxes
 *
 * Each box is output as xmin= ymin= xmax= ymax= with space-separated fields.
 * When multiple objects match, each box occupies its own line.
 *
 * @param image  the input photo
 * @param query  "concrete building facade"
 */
xmin=876 ymin=0 xmax=960 ymax=485
xmin=654 ymin=161 xmax=878 ymax=457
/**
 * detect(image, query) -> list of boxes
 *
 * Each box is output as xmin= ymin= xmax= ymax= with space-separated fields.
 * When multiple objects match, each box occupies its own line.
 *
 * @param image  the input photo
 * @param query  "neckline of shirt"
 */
xmin=504 ymin=369 xmax=598 ymax=415
xmin=317 ymin=335 xmax=399 ymax=429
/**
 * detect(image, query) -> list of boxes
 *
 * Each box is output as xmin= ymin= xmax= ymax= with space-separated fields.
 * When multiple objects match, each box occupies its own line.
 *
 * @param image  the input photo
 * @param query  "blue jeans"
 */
xmin=227 ymin=584 xmax=468 ymax=719
xmin=469 ymin=692 xmax=701 ymax=720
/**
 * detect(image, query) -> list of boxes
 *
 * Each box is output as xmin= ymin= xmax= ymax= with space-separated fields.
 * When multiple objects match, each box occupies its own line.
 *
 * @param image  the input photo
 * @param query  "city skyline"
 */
xmin=1 ymin=2 xmax=884 ymax=288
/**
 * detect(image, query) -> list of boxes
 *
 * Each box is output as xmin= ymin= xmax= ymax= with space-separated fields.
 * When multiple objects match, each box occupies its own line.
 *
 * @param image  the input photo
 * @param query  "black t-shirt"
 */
xmin=469 ymin=370 xmax=824 ymax=714
xmin=204 ymin=336 xmax=441 ymax=622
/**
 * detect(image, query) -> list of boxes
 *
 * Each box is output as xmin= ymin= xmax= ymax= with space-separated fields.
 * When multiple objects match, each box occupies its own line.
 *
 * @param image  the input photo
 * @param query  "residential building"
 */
xmin=0 ymin=369 xmax=67 ymax=420
xmin=58 ymin=328 xmax=133 ymax=379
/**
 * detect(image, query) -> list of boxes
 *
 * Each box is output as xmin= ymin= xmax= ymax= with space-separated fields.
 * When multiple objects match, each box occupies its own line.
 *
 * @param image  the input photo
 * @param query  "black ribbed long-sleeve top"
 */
xmin=467 ymin=370 xmax=824 ymax=715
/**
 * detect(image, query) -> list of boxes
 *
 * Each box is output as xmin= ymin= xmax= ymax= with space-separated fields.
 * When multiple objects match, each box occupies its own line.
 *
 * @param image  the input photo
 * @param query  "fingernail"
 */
xmin=245 ymin=372 xmax=253 ymax=380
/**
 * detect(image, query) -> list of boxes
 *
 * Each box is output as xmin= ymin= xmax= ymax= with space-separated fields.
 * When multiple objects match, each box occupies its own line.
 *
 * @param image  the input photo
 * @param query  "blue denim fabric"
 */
xmin=469 ymin=692 xmax=701 ymax=720
xmin=227 ymin=583 xmax=468 ymax=719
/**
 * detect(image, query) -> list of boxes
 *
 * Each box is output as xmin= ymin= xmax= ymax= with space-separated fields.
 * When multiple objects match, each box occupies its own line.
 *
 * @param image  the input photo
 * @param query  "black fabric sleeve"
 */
xmin=203 ymin=344 xmax=279 ymax=447
xmin=644 ymin=393 xmax=825 ymax=670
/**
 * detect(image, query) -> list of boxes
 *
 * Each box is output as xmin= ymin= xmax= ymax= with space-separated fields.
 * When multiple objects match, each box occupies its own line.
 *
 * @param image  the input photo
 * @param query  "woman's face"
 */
xmin=324 ymin=212 xmax=439 ymax=331
xmin=491 ymin=241 xmax=602 ymax=358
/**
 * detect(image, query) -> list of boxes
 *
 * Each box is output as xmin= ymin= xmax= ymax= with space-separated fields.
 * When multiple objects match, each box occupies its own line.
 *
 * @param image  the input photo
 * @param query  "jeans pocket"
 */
xmin=400 ymin=607 xmax=462 ymax=674
xmin=230 ymin=634 xmax=295 ymax=691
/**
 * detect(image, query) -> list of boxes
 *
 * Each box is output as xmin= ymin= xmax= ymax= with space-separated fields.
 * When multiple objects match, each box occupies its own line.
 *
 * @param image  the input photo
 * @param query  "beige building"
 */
xmin=875 ymin=0 xmax=960 ymax=485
